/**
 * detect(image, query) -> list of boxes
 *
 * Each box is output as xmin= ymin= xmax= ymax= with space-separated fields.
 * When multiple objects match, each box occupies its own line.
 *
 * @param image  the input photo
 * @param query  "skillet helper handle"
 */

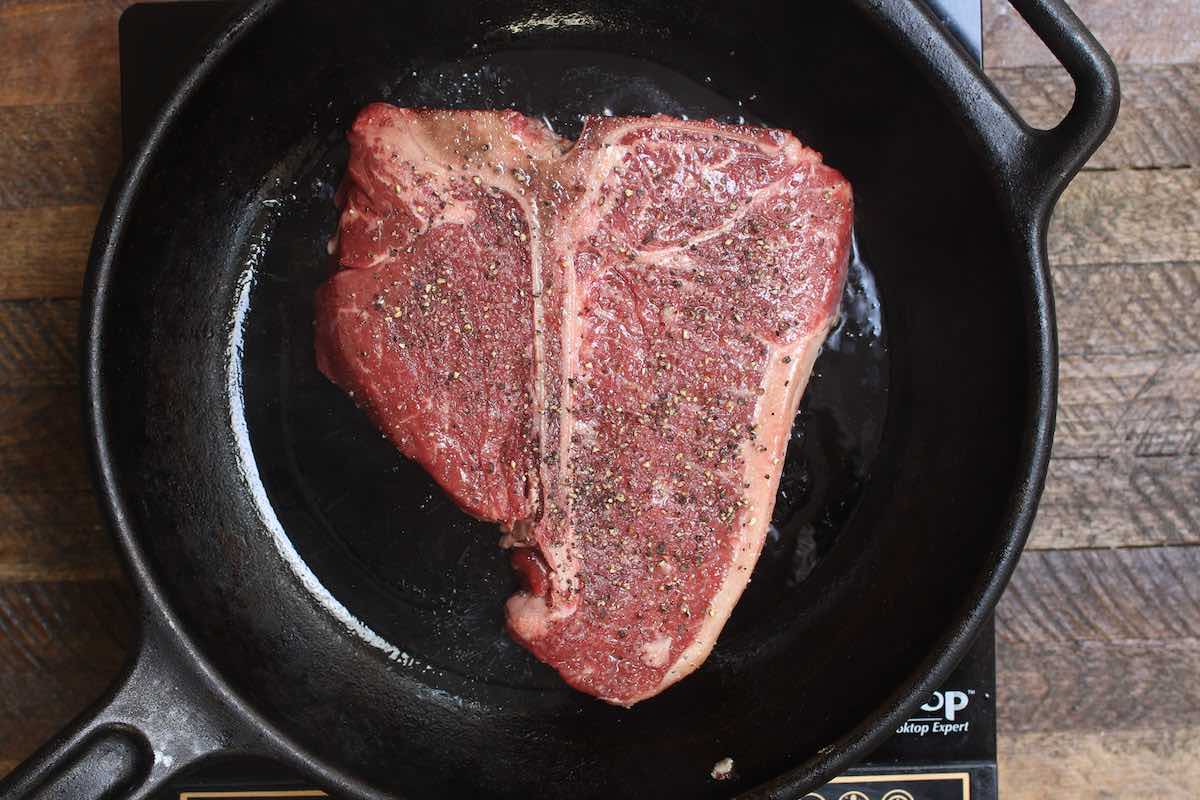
xmin=999 ymin=0 xmax=1120 ymax=210
xmin=0 ymin=618 xmax=266 ymax=800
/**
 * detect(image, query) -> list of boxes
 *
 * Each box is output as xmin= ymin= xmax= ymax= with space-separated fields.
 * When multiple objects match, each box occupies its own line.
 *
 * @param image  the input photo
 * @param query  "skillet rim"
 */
xmin=81 ymin=0 xmax=1061 ymax=796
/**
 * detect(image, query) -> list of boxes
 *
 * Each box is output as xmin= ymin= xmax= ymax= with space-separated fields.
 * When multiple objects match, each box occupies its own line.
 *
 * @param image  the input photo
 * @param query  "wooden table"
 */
xmin=0 ymin=1 xmax=1196 ymax=796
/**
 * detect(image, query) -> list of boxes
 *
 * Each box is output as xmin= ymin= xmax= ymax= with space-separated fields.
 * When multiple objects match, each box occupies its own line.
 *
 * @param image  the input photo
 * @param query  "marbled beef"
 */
xmin=315 ymin=104 xmax=852 ymax=705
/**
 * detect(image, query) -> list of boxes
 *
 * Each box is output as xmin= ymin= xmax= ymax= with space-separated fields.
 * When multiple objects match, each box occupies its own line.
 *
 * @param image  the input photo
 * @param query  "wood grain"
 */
xmin=1030 ymin=344 xmax=1199 ymax=549
xmin=1053 ymin=261 xmax=1200 ymax=357
xmin=0 ymin=104 xmax=121 ymax=209
xmin=0 ymin=299 xmax=78 ymax=385
xmin=0 ymin=579 xmax=132 ymax=773
xmin=0 ymin=205 xmax=98 ymax=299
xmin=999 ymin=546 xmax=1200 ymax=644
xmin=998 ymin=640 xmax=1200 ymax=732
xmin=999 ymin=727 xmax=1200 ymax=799
xmin=983 ymin=0 xmax=1200 ymax=67
xmin=996 ymin=546 xmax=1200 ymax=795
xmin=1035 ymin=454 xmax=1200 ymax=549
xmin=990 ymin=63 xmax=1200 ymax=168
xmin=1048 ymin=168 xmax=1200 ymax=266
xmin=1056 ymin=353 xmax=1198 ymax=461
xmin=0 ymin=1 xmax=133 ymax=11
xmin=0 ymin=493 xmax=117 ymax=580
xmin=0 ymin=2 xmax=121 ymax=107
xmin=0 ymin=387 xmax=94 ymax=494
xmin=0 ymin=296 xmax=118 ymax=582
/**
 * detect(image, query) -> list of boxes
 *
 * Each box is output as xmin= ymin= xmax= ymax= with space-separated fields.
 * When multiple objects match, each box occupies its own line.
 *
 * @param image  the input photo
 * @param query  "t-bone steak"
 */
xmin=315 ymin=104 xmax=852 ymax=705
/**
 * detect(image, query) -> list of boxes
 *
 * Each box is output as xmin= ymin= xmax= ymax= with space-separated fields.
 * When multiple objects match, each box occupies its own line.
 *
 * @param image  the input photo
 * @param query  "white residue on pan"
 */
xmin=224 ymin=199 xmax=436 ymax=677
xmin=501 ymin=11 xmax=601 ymax=34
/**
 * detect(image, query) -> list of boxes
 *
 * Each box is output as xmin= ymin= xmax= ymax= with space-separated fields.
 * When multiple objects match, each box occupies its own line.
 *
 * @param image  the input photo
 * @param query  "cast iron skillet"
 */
xmin=2 ymin=1 xmax=1117 ymax=797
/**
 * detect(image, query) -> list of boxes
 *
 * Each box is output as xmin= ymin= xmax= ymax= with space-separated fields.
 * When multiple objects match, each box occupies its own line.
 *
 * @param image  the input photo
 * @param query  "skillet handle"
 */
xmin=0 ymin=617 xmax=271 ymax=799
xmin=998 ymin=0 xmax=1120 ymax=213
xmin=877 ymin=0 xmax=1118 ymax=218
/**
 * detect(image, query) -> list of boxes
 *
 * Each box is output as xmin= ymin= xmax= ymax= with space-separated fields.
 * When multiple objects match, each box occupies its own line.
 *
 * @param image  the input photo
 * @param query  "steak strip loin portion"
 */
xmin=316 ymin=105 xmax=852 ymax=705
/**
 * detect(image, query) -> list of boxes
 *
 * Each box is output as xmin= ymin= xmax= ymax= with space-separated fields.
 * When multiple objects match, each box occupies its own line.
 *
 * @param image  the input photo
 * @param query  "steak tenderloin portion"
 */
xmin=315 ymin=104 xmax=852 ymax=705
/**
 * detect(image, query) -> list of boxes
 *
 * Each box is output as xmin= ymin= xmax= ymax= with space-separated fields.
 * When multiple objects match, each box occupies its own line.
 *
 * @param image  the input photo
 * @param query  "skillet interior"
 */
xmin=95 ymin=1 xmax=1034 ymax=796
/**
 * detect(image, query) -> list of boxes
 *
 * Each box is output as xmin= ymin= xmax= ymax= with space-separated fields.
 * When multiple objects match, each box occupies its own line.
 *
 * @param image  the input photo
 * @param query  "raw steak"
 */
xmin=315 ymin=104 xmax=852 ymax=705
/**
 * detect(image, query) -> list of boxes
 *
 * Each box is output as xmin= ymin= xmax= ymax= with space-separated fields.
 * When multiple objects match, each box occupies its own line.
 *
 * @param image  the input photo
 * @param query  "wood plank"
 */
xmin=1053 ymin=261 xmax=1200 ymax=357
xmin=983 ymin=0 xmax=1200 ymax=67
xmin=996 ymin=546 xmax=1200 ymax=796
xmin=0 ymin=300 xmax=105 ymax=579
xmin=989 ymin=64 xmax=1200 ymax=169
xmin=0 ymin=493 xmax=119 ymax=581
xmin=999 ymin=727 xmax=1200 ymax=799
xmin=998 ymin=640 xmax=1200 ymax=733
xmin=0 ymin=205 xmax=97 ymax=300
xmin=0 ymin=299 xmax=78 ymax=385
xmin=0 ymin=103 xmax=120 ymax=209
xmin=0 ymin=579 xmax=132 ymax=774
xmin=999 ymin=546 xmax=1200 ymax=643
xmin=0 ymin=1 xmax=134 ymax=13
xmin=1036 ymin=454 xmax=1200 ymax=549
xmin=0 ymin=2 xmax=120 ymax=107
xmin=0 ymin=581 xmax=131 ymax=674
xmin=1048 ymin=169 xmax=1200 ymax=267
xmin=1031 ymin=349 xmax=1199 ymax=549
xmin=0 ymin=387 xmax=94 ymax=494
xmin=1055 ymin=353 xmax=1198 ymax=461
xmin=0 ymin=296 xmax=108 ymax=577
